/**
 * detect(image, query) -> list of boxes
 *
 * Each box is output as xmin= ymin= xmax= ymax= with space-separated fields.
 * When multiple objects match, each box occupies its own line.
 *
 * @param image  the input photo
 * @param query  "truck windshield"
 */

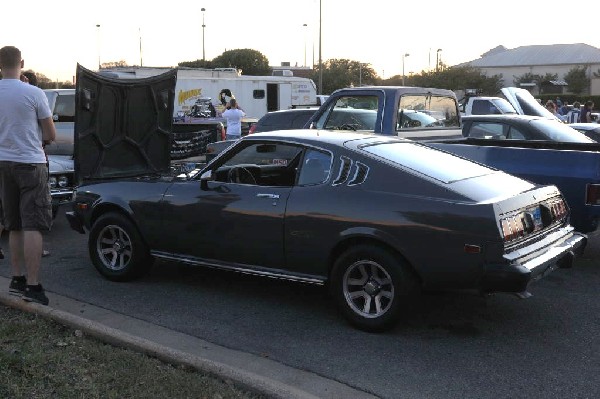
xmin=361 ymin=142 xmax=492 ymax=184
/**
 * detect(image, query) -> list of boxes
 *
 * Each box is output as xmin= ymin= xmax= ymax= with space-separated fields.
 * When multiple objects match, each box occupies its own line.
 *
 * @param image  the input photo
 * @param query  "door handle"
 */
xmin=257 ymin=193 xmax=280 ymax=199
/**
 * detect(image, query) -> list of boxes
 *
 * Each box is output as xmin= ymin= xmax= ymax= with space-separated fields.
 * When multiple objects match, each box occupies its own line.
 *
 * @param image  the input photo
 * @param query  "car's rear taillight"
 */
xmin=500 ymin=197 xmax=568 ymax=243
xmin=586 ymin=184 xmax=600 ymax=205
xmin=501 ymin=216 xmax=525 ymax=242
xmin=220 ymin=124 xmax=226 ymax=141
xmin=248 ymin=124 xmax=257 ymax=135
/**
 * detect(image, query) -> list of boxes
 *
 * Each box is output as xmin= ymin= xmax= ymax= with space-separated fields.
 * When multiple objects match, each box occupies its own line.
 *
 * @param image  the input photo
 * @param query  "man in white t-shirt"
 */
xmin=222 ymin=98 xmax=246 ymax=140
xmin=0 ymin=46 xmax=56 ymax=305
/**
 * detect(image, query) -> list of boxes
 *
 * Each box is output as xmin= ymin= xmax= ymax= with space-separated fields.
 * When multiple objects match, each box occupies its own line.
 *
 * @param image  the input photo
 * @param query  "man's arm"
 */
xmin=39 ymin=117 xmax=56 ymax=145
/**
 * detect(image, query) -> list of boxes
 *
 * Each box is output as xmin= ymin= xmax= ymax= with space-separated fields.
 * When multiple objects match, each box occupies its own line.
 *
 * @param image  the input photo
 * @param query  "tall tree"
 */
xmin=384 ymin=65 xmax=503 ymax=95
xmin=178 ymin=59 xmax=213 ymax=69
xmin=564 ymin=66 xmax=588 ymax=95
xmin=211 ymin=49 xmax=271 ymax=76
xmin=308 ymin=59 xmax=379 ymax=95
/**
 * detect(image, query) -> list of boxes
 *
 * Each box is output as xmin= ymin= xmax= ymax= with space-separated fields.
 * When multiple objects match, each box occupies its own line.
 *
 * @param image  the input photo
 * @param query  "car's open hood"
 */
xmin=74 ymin=64 xmax=176 ymax=183
xmin=500 ymin=87 xmax=559 ymax=121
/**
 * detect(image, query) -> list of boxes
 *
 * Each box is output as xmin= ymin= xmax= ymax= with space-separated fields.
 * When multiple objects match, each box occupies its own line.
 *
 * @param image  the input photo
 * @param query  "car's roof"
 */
xmin=263 ymin=108 xmax=319 ymax=115
xmin=43 ymin=88 xmax=75 ymax=93
xmin=462 ymin=114 xmax=549 ymax=122
xmin=245 ymin=129 xmax=398 ymax=147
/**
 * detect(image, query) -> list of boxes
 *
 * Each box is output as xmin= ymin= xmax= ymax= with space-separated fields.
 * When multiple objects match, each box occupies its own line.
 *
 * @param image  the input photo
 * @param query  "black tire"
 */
xmin=330 ymin=245 xmax=419 ymax=332
xmin=88 ymin=212 xmax=154 ymax=282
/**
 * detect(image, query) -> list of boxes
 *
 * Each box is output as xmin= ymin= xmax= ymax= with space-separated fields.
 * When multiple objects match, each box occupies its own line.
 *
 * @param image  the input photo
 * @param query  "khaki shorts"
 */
xmin=0 ymin=162 xmax=52 ymax=231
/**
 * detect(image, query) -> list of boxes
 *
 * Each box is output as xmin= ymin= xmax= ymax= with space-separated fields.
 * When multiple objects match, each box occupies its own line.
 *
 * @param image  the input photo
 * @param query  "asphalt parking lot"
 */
xmin=1 ymin=212 xmax=599 ymax=399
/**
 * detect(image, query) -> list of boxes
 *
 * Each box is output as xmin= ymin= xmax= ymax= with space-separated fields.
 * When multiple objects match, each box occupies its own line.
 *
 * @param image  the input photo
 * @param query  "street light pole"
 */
xmin=96 ymin=24 xmax=101 ymax=70
xmin=201 ymin=8 xmax=206 ymax=61
xmin=318 ymin=0 xmax=323 ymax=95
xmin=402 ymin=53 xmax=410 ymax=86
xmin=436 ymin=48 xmax=442 ymax=72
xmin=303 ymin=23 xmax=307 ymax=67
xmin=359 ymin=63 xmax=362 ymax=86
xmin=139 ymin=27 xmax=143 ymax=67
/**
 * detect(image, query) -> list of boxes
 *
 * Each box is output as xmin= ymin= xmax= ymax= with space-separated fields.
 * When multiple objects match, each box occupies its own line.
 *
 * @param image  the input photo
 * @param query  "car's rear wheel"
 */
xmin=330 ymin=245 xmax=419 ymax=332
xmin=88 ymin=212 xmax=153 ymax=282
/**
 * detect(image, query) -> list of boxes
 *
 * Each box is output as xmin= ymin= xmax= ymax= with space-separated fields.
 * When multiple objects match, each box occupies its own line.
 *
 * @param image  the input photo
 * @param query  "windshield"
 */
xmin=491 ymin=98 xmax=517 ymax=114
xmin=531 ymin=119 xmax=596 ymax=143
xmin=361 ymin=142 xmax=493 ymax=184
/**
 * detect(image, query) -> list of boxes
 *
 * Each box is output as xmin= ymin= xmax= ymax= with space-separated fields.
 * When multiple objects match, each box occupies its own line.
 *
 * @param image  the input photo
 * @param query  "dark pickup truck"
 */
xmin=305 ymin=86 xmax=600 ymax=235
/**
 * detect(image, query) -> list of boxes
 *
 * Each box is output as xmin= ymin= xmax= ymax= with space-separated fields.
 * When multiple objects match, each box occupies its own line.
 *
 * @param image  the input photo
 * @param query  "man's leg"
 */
xmin=23 ymin=230 xmax=43 ymax=286
xmin=9 ymin=230 xmax=24 ymax=277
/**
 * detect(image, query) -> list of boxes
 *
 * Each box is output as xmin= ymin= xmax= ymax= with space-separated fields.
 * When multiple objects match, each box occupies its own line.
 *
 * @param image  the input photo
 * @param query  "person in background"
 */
xmin=545 ymin=101 xmax=566 ymax=122
xmin=566 ymin=101 xmax=581 ymax=124
xmin=0 ymin=46 xmax=56 ymax=305
xmin=559 ymin=100 xmax=570 ymax=116
xmin=21 ymin=70 xmax=37 ymax=86
xmin=580 ymin=100 xmax=595 ymax=123
xmin=222 ymin=98 xmax=246 ymax=140
xmin=555 ymin=97 xmax=563 ymax=108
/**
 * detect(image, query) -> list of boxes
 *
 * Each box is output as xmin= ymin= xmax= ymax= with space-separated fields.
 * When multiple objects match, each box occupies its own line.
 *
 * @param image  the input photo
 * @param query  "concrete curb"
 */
xmin=0 ymin=276 xmax=377 ymax=399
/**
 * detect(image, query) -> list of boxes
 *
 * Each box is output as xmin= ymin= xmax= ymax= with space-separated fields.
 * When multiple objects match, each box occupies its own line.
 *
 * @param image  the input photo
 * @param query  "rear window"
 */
xmin=362 ymin=142 xmax=493 ymax=183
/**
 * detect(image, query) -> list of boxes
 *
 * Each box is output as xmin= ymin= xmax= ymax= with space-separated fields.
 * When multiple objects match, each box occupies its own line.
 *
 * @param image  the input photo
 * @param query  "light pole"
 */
xmin=318 ymin=0 xmax=323 ymax=95
xmin=201 ymin=7 xmax=206 ymax=61
xmin=303 ymin=23 xmax=307 ymax=67
xmin=359 ymin=63 xmax=362 ymax=86
xmin=402 ymin=53 xmax=410 ymax=86
xmin=96 ymin=24 xmax=101 ymax=70
xmin=139 ymin=27 xmax=143 ymax=67
xmin=436 ymin=48 xmax=442 ymax=72
xmin=358 ymin=63 xmax=367 ymax=86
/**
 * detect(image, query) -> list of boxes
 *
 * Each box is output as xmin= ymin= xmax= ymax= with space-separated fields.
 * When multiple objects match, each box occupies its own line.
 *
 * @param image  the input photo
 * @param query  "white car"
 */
xmin=43 ymin=89 xmax=76 ymax=217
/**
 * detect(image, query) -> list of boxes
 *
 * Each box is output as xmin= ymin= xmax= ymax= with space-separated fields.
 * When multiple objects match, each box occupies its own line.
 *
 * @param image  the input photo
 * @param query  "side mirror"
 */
xmin=200 ymin=170 xmax=213 ymax=190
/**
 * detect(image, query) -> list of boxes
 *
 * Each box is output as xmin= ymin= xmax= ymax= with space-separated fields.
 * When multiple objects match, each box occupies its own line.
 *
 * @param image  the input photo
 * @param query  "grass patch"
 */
xmin=0 ymin=305 xmax=265 ymax=399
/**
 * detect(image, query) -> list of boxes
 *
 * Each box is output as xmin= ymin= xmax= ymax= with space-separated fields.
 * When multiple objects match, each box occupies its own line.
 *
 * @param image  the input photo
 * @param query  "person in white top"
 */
xmin=222 ymin=98 xmax=246 ymax=140
xmin=0 ymin=46 xmax=56 ymax=305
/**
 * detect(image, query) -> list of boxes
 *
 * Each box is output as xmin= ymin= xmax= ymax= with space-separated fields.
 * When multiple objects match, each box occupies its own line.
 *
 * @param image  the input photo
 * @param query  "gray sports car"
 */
xmin=66 ymin=65 xmax=586 ymax=332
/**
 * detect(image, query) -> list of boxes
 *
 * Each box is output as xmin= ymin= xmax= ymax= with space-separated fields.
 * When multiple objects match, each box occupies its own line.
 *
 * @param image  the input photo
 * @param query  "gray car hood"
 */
xmin=74 ymin=64 xmax=176 ymax=183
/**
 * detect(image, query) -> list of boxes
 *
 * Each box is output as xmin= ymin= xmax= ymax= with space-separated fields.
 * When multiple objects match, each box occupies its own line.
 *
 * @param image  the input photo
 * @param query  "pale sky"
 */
xmin=2 ymin=0 xmax=598 ymax=83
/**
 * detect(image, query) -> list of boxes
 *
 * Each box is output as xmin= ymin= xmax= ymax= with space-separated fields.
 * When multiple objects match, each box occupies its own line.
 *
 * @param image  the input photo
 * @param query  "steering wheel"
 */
xmin=227 ymin=166 xmax=257 ymax=184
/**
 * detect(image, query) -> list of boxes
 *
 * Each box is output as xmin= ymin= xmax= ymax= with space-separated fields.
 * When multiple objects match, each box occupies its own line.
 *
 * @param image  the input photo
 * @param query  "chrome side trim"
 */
xmin=151 ymin=251 xmax=326 ymax=285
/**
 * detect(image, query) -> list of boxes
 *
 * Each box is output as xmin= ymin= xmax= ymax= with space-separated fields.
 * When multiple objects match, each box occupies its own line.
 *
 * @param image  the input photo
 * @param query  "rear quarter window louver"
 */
xmin=332 ymin=156 xmax=352 ymax=186
xmin=348 ymin=162 xmax=370 ymax=186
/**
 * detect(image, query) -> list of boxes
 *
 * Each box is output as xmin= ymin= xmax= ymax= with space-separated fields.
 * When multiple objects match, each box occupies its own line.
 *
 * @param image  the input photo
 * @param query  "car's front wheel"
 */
xmin=88 ymin=212 xmax=154 ymax=282
xmin=330 ymin=245 xmax=419 ymax=332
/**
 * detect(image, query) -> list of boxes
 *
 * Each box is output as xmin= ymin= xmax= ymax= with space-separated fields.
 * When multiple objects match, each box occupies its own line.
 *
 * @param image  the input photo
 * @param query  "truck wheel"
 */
xmin=88 ymin=212 xmax=154 ymax=282
xmin=330 ymin=245 xmax=419 ymax=332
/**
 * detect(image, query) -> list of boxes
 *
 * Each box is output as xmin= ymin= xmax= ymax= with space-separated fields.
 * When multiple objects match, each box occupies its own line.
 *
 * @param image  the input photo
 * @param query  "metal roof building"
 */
xmin=459 ymin=43 xmax=600 ymax=95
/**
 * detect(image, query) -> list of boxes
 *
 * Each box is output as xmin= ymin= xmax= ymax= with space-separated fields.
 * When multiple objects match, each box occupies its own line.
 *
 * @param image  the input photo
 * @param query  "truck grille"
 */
xmin=170 ymin=130 xmax=217 ymax=160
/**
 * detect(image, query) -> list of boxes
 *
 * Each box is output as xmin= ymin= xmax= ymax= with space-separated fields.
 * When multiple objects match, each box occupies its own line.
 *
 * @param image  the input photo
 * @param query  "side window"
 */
xmin=53 ymin=94 xmax=75 ymax=122
xmin=468 ymin=122 xmax=506 ymax=139
xmin=212 ymin=143 xmax=303 ymax=186
xmin=298 ymin=149 xmax=332 ymax=186
xmin=222 ymin=143 xmax=302 ymax=167
xmin=507 ymin=127 xmax=526 ymax=140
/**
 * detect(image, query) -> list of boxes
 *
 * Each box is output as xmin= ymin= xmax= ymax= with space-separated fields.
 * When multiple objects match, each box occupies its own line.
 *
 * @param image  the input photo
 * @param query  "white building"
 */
xmin=461 ymin=43 xmax=600 ymax=95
